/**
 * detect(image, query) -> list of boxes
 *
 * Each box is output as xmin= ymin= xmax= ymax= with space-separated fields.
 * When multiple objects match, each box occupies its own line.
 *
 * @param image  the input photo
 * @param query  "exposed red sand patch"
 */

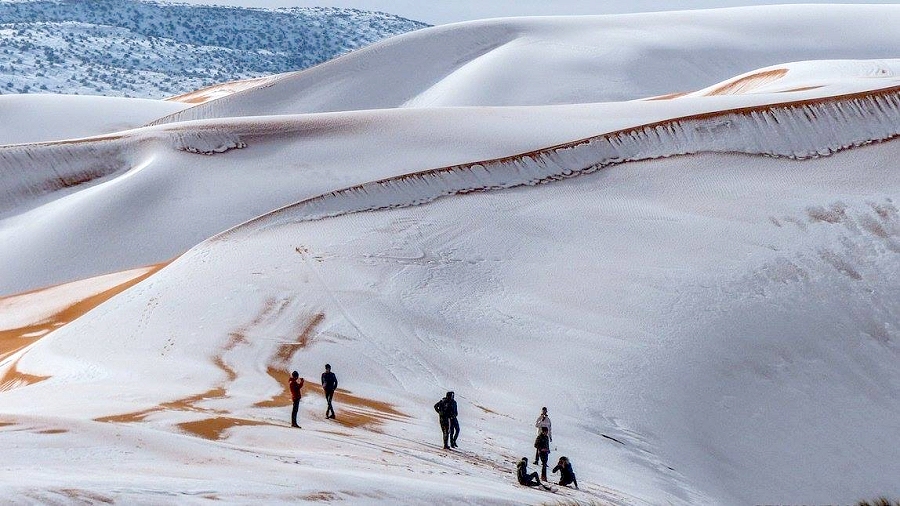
xmin=58 ymin=489 xmax=115 ymax=504
xmin=94 ymin=386 xmax=229 ymax=424
xmin=0 ymin=263 xmax=168 ymax=360
xmin=177 ymin=416 xmax=272 ymax=440
xmin=779 ymin=85 xmax=824 ymax=93
xmin=159 ymin=387 xmax=229 ymax=412
xmin=705 ymin=68 xmax=789 ymax=96
xmin=300 ymin=491 xmax=340 ymax=502
xmin=289 ymin=380 xmax=407 ymax=429
xmin=645 ymin=91 xmax=690 ymax=101
xmin=226 ymin=83 xmax=900 ymax=242
xmin=0 ymin=328 xmax=47 ymax=362
xmin=476 ymin=404 xmax=499 ymax=415
xmin=255 ymin=305 xmax=406 ymax=428
xmin=98 ymin=311 xmax=324 ymax=429
xmin=255 ymin=313 xmax=324 ymax=408
xmin=291 ymin=312 xmax=323 ymax=350
xmin=165 ymin=76 xmax=271 ymax=105
xmin=316 ymin=385 xmax=409 ymax=428
xmin=0 ymin=363 xmax=50 ymax=392
xmin=252 ymin=311 xmax=406 ymax=429
xmin=36 ymin=428 xmax=67 ymax=434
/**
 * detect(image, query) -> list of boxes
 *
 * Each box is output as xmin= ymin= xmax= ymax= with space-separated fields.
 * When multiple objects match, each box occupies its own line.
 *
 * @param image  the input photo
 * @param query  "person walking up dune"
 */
xmin=289 ymin=370 xmax=304 ymax=428
xmin=534 ymin=407 xmax=551 ymax=462
xmin=321 ymin=363 xmax=338 ymax=419
xmin=434 ymin=391 xmax=459 ymax=449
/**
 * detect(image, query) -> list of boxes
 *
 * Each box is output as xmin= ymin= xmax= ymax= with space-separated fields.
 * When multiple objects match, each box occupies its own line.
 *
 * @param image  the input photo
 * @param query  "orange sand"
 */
xmin=165 ymin=76 xmax=272 ymax=105
xmin=177 ymin=416 xmax=271 ymax=440
xmin=0 ymin=263 xmax=167 ymax=391
xmin=255 ymin=313 xmax=324 ymax=408
xmin=645 ymin=91 xmax=690 ymax=101
xmin=705 ymin=68 xmax=789 ymax=96
xmin=779 ymin=85 xmax=824 ymax=93
xmin=0 ymin=264 xmax=167 ymax=357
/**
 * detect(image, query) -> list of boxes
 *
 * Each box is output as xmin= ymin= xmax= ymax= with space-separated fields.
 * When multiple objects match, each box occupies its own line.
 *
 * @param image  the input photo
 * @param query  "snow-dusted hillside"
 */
xmin=153 ymin=4 xmax=900 ymax=121
xmin=0 ymin=0 xmax=427 ymax=98
xmin=1 ymin=5 xmax=900 ymax=505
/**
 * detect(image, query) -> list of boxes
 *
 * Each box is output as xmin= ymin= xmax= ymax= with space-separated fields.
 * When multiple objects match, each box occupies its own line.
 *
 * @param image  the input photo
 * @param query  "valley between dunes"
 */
xmin=2 ymin=6 xmax=900 ymax=505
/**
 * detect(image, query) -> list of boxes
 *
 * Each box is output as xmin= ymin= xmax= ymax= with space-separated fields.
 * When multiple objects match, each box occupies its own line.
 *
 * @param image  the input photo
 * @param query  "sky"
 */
xmin=170 ymin=0 xmax=900 ymax=25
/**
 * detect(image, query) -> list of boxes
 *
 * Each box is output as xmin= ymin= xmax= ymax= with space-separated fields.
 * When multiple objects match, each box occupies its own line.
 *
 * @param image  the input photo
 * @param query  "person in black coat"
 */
xmin=552 ymin=456 xmax=578 ymax=489
xmin=433 ymin=391 xmax=459 ymax=449
xmin=516 ymin=457 xmax=550 ymax=490
xmin=321 ymin=364 xmax=338 ymax=419
xmin=534 ymin=426 xmax=550 ymax=481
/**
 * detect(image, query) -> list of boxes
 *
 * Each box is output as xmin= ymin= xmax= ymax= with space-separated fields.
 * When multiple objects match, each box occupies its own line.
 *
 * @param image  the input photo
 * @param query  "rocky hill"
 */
xmin=0 ymin=0 xmax=427 ymax=98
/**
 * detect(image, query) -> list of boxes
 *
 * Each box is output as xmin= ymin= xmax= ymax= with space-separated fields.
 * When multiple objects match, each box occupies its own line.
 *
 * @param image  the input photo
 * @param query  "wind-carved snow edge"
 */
xmin=219 ymin=86 xmax=900 ymax=240
xmin=171 ymin=130 xmax=247 ymax=155
xmin=0 ymin=127 xmax=248 ymax=217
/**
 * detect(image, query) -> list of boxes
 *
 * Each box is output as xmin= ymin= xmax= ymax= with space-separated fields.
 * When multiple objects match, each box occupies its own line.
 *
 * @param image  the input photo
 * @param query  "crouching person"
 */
xmin=552 ymin=456 xmax=578 ymax=489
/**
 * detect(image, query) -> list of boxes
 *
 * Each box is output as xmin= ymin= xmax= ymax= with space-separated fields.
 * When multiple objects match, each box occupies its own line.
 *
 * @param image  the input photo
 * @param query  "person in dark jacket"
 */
xmin=552 ymin=456 xmax=578 ymax=489
xmin=433 ymin=391 xmax=459 ymax=449
xmin=289 ymin=370 xmax=304 ymax=428
xmin=321 ymin=363 xmax=338 ymax=419
xmin=534 ymin=406 xmax=551 ymax=463
xmin=534 ymin=426 xmax=551 ymax=481
xmin=516 ymin=457 xmax=550 ymax=490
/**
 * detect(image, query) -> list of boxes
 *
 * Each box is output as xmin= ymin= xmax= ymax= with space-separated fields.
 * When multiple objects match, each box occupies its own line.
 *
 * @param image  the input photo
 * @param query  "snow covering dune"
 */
xmin=0 ymin=94 xmax=187 ymax=145
xmin=150 ymin=4 xmax=900 ymax=123
xmin=2 ymin=5 xmax=900 ymax=505
xmin=5 ymin=58 xmax=900 ymax=295
xmin=681 ymin=59 xmax=900 ymax=98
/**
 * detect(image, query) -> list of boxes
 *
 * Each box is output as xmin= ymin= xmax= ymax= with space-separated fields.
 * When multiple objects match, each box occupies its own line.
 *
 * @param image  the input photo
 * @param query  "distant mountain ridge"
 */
xmin=0 ymin=0 xmax=428 ymax=98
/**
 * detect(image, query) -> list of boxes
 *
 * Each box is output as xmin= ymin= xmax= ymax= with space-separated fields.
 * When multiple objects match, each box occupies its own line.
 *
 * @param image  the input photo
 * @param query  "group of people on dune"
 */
xmin=517 ymin=406 xmax=578 ymax=491
xmin=433 ymin=392 xmax=578 ymax=492
xmin=288 ymin=371 xmax=577 ymax=492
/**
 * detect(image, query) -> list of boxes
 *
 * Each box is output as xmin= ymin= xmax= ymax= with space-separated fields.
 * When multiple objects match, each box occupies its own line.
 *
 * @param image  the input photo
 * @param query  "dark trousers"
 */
xmin=440 ymin=418 xmax=450 ymax=448
xmin=291 ymin=399 xmax=300 ymax=426
xmin=324 ymin=389 xmax=335 ymax=418
xmin=520 ymin=471 xmax=541 ymax=487
xmin=538 ymin=452 xmax=549 ymax=481
xmin=448 ymin=417 xmax=459 ymax=446
xmin=560 ymin=475 xmax=577 ymax=488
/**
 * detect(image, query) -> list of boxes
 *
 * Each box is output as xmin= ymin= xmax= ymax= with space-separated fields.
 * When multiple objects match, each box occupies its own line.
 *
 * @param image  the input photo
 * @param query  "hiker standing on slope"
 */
xmin=534 ymin=406 xmax=552 ymax=462
xmin=534 ymin=426 xmax=551 ymax=481
xmin=434 ymin=391 xmax=459 ymax=449
xmin=321 ymin=363 xmax=338 ymax=419
xmin=289 ymin=370 xmax=304 ymax=428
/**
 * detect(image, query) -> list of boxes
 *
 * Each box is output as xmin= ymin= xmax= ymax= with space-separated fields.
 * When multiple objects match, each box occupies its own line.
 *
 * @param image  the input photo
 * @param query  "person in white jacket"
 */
xmin=534 ymin=406 xmax=551 ymax=462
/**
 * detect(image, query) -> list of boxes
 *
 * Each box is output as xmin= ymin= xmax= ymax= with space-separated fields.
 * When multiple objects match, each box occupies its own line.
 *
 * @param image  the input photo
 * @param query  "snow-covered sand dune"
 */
xmin=0 ymin=94 xmax=188 ymax=146
xmin=151 ymin=4 xmax=900 ymax=122
xmin=2 ymin=5 xmax=900 ymax=505
xmin=234 ymin=84 xmax=900 ymax=233
xmin=5 ymin=60 xmax=900 ymax=295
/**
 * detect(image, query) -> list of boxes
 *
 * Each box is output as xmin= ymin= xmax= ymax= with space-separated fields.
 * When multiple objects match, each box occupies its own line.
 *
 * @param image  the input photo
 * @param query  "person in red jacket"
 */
xmin=289 ymin=370 xmax=304 ymax=428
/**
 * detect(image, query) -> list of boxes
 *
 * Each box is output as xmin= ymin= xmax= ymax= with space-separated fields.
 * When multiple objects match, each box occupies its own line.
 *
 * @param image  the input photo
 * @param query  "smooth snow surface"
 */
xmin=0 ymin=94 xmax=188 ymax=144
xmin=152 ymin=5 xmax=900 ymax=122
xmin=2 ymin=6 xmax=900 ymax=505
